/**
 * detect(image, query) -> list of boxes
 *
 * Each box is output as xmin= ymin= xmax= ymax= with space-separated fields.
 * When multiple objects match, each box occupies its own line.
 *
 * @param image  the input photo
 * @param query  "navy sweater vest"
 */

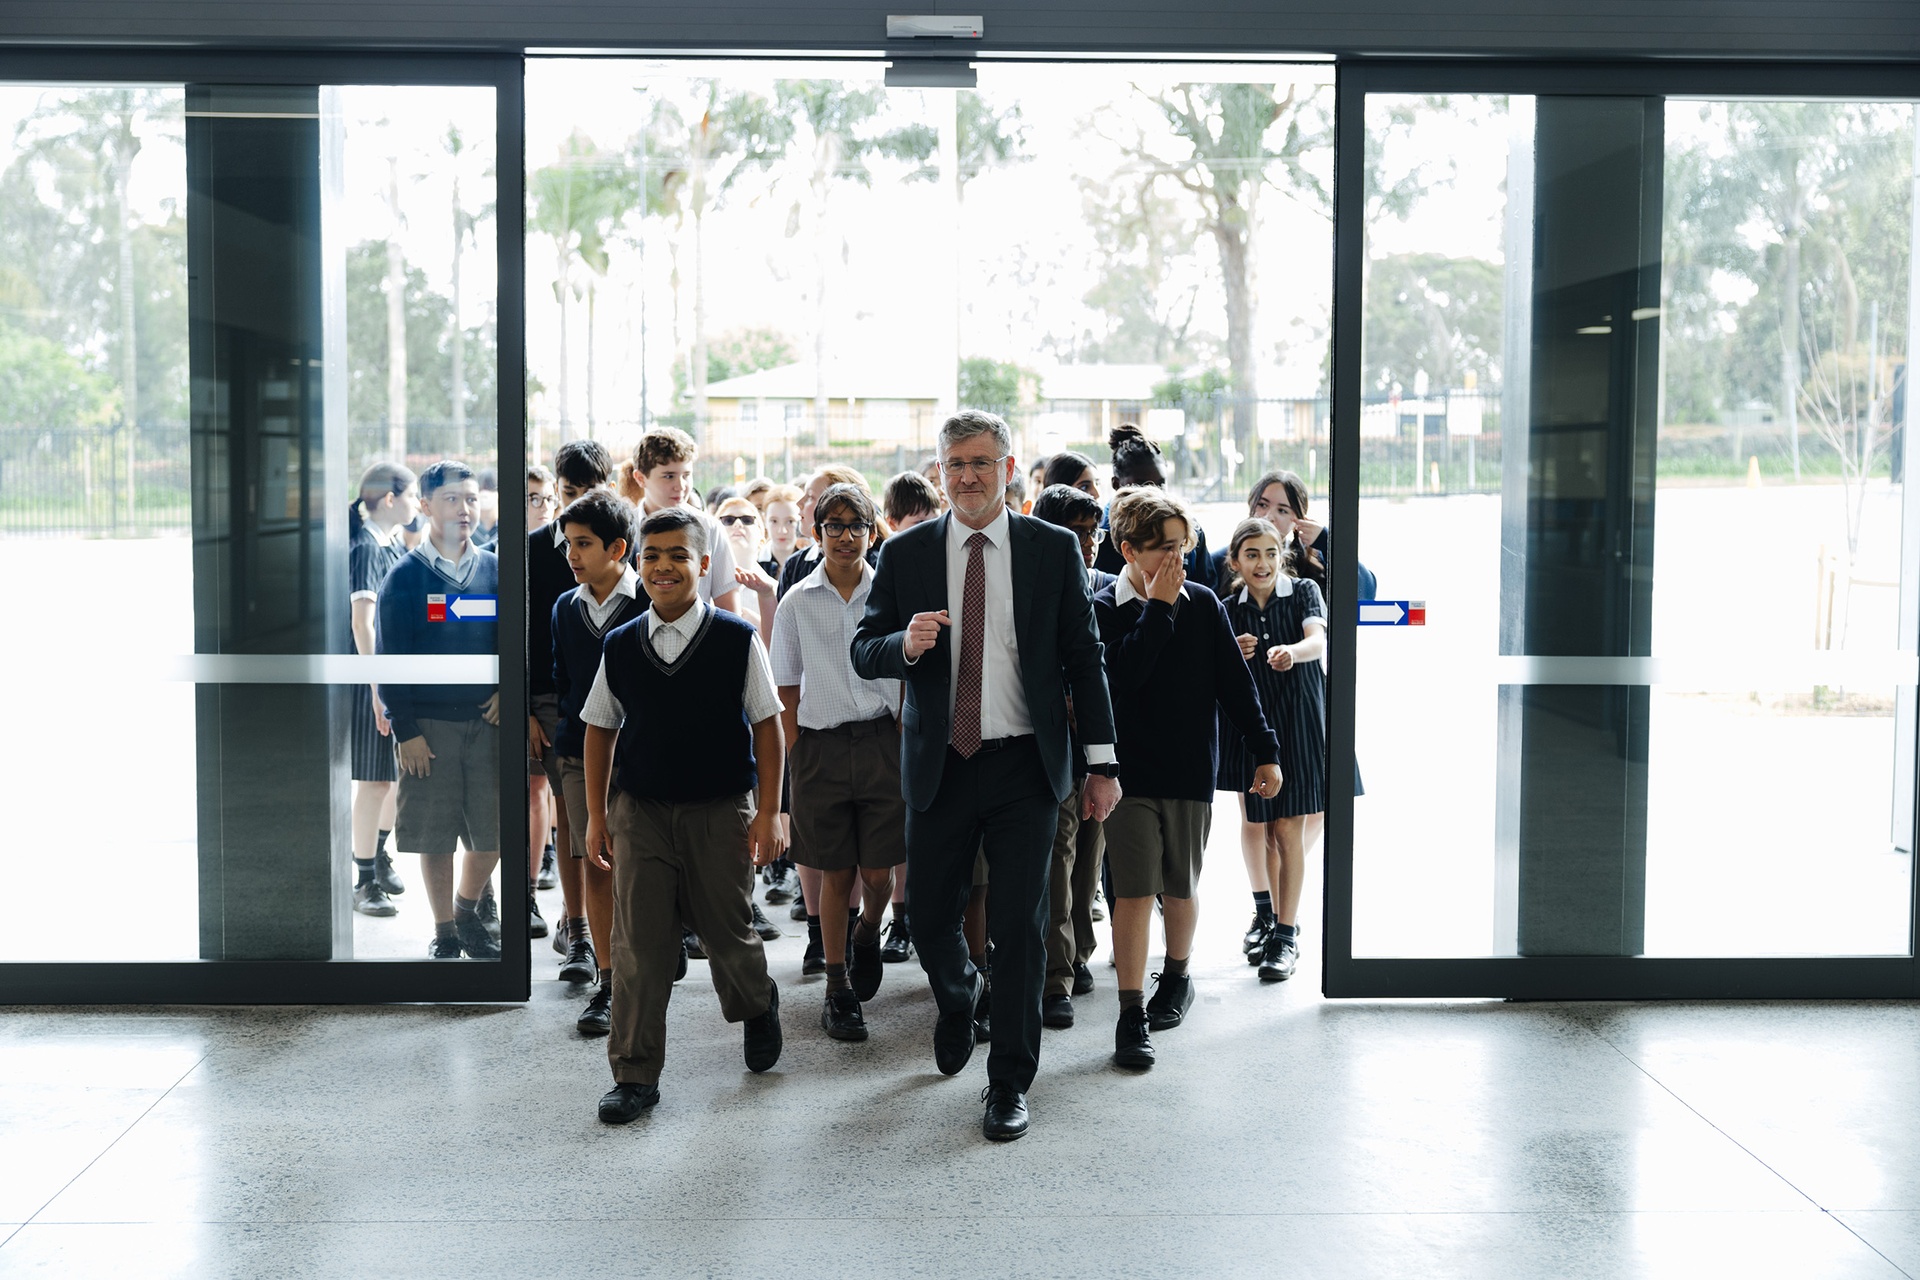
xmin=602 ymin=608 xmax=758 ymax=802
xmin=550 ymin=586 xmax=646 ymax=760
xmin=375 ymin=546 xmax=500 ymax=743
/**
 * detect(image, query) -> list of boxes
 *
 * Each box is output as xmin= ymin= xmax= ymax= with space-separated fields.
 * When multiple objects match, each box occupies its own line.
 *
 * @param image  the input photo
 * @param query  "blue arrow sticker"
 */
xmin=1358 ymin=600 xmax=1425 ymax=626
xmin=446 ymin=595 xmax=497 ymax=621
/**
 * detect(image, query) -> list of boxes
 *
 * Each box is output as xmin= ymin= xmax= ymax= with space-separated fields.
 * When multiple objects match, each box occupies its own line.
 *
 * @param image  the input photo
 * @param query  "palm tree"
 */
xmin=529 ymin=132 xmax=638 ymax=441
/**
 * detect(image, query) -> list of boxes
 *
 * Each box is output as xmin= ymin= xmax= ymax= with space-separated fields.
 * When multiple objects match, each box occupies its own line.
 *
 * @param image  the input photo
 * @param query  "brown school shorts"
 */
xmin=395 ymin=717 xmax=500 ymax=856
xmin=788 ymin=715 xmax=908 ymax=872
xmin=1103 ymin=795 xmax=1211 ymax=899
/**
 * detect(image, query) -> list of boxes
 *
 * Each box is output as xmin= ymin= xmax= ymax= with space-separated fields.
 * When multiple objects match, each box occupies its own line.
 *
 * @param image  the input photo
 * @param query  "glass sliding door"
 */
xmin=0 ymin=54 xmax=525 ymax=1002
xmin=1327 ymin=62 xmax=1920 ymax=997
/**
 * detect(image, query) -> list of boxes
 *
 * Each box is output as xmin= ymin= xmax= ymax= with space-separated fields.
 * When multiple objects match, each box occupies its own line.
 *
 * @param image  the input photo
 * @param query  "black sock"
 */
xmin=1253 ymin=890 xmax=1275 ymax=922
xmin=376 ymin=829 xmax=391 ymax=857
xmin=435 ymin=920 xmax=458 ymax=941
xmin=825 ymin=962 xmax=849 ymax=993
xmin=806 ymin=914 xmax=822 ymax=942
xmin=453 ymin=893 xmax=479 ymax=920
xmin=1165 ymin=955 xmax=1189 ymax=977
xmin=1119 ymin=988 xmax=1144 ymax=1011
xmin=1273 ymin=921 xmax=1299 ymax=940
xmin=353 ymin=857 xmax=376 ymax=887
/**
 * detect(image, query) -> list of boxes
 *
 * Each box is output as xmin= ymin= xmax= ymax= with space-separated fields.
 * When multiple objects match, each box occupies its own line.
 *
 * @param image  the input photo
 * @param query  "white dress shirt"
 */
xmin=942 ymin=506 xmax=1031 ymax=740
xmin=769 ymin=559 xmax=900 ymax=730
xmin=578 ymin=565 xmax=641 ymax=629
xmin=580 ymin=600 xmax=781 ymax=731
xmin=425 ymin=536 xmax=482 ymax=589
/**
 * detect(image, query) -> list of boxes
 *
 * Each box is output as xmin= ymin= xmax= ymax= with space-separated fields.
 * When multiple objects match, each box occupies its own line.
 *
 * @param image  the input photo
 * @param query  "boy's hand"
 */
xmin=1236 ymin=632 xmax=1259 ymax=660
xmin=480 ymin=691 xmax=501 ymax=725
xmin=527 ymin=714 xmax=549 ymax=759
xmin=1268 ymin=644 xmax=1295 ymax=672
xmin=734 ymin=564 xmax=778 ymax=597
xmin=1145 ymin=557 xmax=1184 ymax=605
xmin=1249 ymin=763 xmax=1283 ymax=799
xmin=586 ymin=815 xmax=613 ymax=870
xmin=904 ymin=610 xmax=950 ymax=661
xmin=397 ymin=735 xmax=435 ymax=777
xmin=749 ymin=811 xmax=786 ymax=867
xmin=374 ymin=704 xmax=391 ymax=736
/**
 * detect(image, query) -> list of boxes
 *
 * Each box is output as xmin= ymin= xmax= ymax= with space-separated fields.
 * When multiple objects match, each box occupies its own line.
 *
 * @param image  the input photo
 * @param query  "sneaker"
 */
xmin=820 ymin=987 xmax=868 ymax=1042
xmin=1259 ymin=929 xmax=1300 ymax=983
xmin=1243 ymin=913 xmax=1271 ymax=965
xmin=352 ymin=880 xmax=398 ymax=917
xmin=763 ymin=860 xmax=799 ymax=905
xmin=374 ymin=851 xmax=406 ymax=896
xmin=683 ymin=930 xmax=707 ymax=961
xmin=1145 ymin=971 xmax=1194 ymax=1031
xmin=1089 ymin=889 xmax=1105 ymax=922
xmin=788 ymin=900 xmax=809 ymax=922
xmin=559 ymin=932 xmax=596 ymax=984
xmin=1113 ymin=1005 xmax=1154 ymax=1068
xmin=743 ymin=983 xmax=782 ymax=1073
xmin=477 ymin=886 xmax=501 ymax=942
xmin=801 ymin=930 xmax=826 ymax=977
xmin=1072 ymin=961 xmax=1095 ymax=996
xmin=528 ymin=885 xmax=549 ymax=939
xmin=880 ymin=915 xmax=913 ymax=963
xmin=427 ymin=932 xmax=462 ymax=959
xmin=750 ymin=901 xmax=782 ymax=941
xmin=577 ymin=983 xmax=612 ymax=1036
xmin=536 ymin=845 xmax=559 ymax=890
xmin=454 ymin=913 xmax=501 ymax=959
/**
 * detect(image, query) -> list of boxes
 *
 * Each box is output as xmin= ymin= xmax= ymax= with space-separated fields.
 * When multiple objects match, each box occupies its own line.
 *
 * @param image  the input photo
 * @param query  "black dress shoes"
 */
xmin=558 ymin=933 xmax=597 ymax=985
xmin=801 ymin=930 xmax=826 ymax=977
xmin=1072 ymin=961 xmax=1095 ymax=996
xmin=1042 ymin=993 xmax=1075 ymax=1029
xmin=352 ymin=880 xmax=398 ymax=917
xmin=1113 ymin=1005 xmax=1155 ymax=1069
xmin=820 ymin=988 xmax=868 ymax=1042
xmin=880 ymin=915 xmax=913 ymax=963
xmin=981 ymin=1082 xmax=1029 ymax=1142
xmin=1259 ymin=930 xmax=1299 ymax=983
xmin=849 ymin=935 xmax=884 ymax=1002
xmin=743 ymin=982 xmax=783 ymax=1073
xmin=576 ymin=983 xmax=612 ymax=1036
xmin=750 ymin=901 xmax=782 ymax=941
xmin=935 ymin=970 xmax=984 ymax=1076
xmin=598 ymin=1081 xmax=659 ymax=1124
xmin=374 ymin=850 xmax=406 ymax=896
xmin=1146 ymin=971 xmax=1194 ymax=1031
xmin=1243 ymin=913 xmax=1270 ymax=964
xmin=454 ymin=913 xmax=501 ymax=959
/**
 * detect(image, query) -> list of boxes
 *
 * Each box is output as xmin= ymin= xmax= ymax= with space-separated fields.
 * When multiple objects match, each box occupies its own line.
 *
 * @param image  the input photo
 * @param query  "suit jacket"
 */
xmin=852 ymin=510 xmax=1117 ymax=812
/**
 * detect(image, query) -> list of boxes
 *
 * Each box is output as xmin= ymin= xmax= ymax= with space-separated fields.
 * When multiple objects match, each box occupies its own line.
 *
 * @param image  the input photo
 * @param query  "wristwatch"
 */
xmin=1087 ymin=762 xmax=1120 ymax=779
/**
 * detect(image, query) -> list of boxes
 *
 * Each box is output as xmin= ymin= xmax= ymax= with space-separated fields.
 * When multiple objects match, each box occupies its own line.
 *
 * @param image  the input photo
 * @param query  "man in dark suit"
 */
xmin=853 ymin=409 xmax=1121 ymax=1142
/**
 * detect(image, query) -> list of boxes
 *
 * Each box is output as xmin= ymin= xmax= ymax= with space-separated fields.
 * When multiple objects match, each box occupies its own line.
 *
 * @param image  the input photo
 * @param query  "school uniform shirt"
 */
xmin=527 ymin=520 xmax=578 ymax=699
xmin=375 ymin=540 xmax=500 ymax=743
xmin=348 ymin=520 xmax=403 ymax=647
xmin=550 ymin=565 xmax=646 ymax=760
xmin=581 ymin=600 xmax=781 ymax=733
xmin=768 ymin=558 xmax=900 ymax=730
xmin=1218 ymin=578 xmax=1329 ymax=820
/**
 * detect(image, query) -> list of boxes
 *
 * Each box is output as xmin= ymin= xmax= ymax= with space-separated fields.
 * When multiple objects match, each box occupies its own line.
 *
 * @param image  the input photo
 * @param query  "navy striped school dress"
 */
xmin=1217 ymin=577 xmax=1328 ymax=821
xmin=349 ymin=521 xmax=405 ymax=783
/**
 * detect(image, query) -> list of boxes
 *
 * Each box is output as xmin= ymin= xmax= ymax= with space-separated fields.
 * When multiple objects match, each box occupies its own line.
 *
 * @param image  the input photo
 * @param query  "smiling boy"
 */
xmin=582 ymin=508 xmax=788 ymax=1122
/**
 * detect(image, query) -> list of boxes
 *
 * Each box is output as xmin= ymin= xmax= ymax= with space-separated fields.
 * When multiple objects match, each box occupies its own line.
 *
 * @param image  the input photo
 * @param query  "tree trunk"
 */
xmin=385 ymin=158 xmax=409 ymax=460
xmin=811 ymin=133 xmax=841 ymax=450
xmin=1214 ymin=215 xmax=1259 ymax=478
xmin=450 ymin=173 xmax=466 ymax=458
xmin=554 ymin=237 xmax=572 ymax=442
xmin=691 ymin=128 xmax=711 ymax=446
xmin=586 ymin=277 xmax=597 ymax=436
xmin=114 ymin=106 xmax=140 ymax=528
xmin=1779 ymin=230 xmax=1802 ymax=482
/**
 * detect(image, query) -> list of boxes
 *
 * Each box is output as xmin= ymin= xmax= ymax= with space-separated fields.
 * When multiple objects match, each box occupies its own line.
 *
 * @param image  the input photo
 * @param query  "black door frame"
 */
xmin=0 ymin=49 xmax=529 ymax=1003
xmin=1324 ymin=58 xmax=1920 ymax=998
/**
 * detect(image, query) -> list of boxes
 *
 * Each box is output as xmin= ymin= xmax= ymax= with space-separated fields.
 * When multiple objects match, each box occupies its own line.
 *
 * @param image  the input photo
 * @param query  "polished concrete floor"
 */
xmin=7 ymin=905 xmax=1920 ymax=1279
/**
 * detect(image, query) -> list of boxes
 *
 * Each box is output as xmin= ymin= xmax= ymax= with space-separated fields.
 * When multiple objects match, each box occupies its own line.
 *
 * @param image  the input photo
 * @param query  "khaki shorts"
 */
xmin=529 ymin=693 xmax=562 ymax=782
xmin=789 ymin=715 xmax=908 ymax=872
xmin=1103 ymin=795 xmax=1211 ymax=899
xmin=556 ymin=754 xmax=590 ymax=859
xmin=395 ymin=717 xmax=500 ymax=856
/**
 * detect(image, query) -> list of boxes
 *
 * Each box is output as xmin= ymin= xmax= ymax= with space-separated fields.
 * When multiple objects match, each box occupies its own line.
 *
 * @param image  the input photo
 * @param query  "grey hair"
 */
xmin=938 ymin=408 xmax=1012 ymax=458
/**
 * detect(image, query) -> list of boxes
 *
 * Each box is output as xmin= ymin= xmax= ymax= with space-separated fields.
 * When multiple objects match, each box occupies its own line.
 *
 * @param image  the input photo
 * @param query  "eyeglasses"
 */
xmin=718 ymin=514 xmax=759 ymax=527
xmin=820 ymin=521 xmax=872 ymax=539
xmin=1076 ymin=527 xmax=1107 ymax=547
xmin=528 ymin=494 xmax=556 ymax=509
xmin=940 ymin=455 xmax=1010 ymax=477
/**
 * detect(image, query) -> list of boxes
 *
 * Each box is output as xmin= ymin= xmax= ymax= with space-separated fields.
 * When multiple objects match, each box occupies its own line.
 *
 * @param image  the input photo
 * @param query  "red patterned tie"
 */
xmin=952 ymin=531 xmax=989 ymax=758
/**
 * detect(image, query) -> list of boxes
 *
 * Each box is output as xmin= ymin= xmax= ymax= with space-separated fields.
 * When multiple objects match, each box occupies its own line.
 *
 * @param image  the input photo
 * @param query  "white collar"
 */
xmin=363 ymin=520 xmax=398 ymax=548
xmin=946 ymin=505 xmax=1010 ymax=551
xmin=646 ymin=599 xmax=708 ymax=637
xmin=798 ymin=556 xmax=874 ymax=598
xmin=426 ymin=537 xmax=474 ymax=570
xmin=1235 ymin=578 xmax=1296 ymax=606
xmin=579 ymin=565 xmax=640 ymax=607
xmin=1115 ymin=573 xmax=1188 ymax=610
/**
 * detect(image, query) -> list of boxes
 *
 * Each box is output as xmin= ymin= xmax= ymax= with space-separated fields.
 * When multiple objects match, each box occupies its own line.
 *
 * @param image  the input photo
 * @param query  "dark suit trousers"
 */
xmin=906 ymin=736 xmax=1057 ymax=1092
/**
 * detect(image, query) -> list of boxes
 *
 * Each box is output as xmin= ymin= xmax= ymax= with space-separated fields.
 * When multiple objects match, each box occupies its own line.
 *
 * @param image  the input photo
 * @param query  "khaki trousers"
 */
xmin=1044 ymin=779 xmax=1106 ymax=998
xmin=606 ymin=790 xmax=772 ymax=1085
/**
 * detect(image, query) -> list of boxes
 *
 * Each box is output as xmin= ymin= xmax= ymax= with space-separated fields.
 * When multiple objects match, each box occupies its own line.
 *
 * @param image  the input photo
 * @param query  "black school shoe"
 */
xmin=750 ymin=902 xmax=782 ymax=941
xmin=536 ymin=845 xmax=559 ymax=890
xmin=1145 ymin=971 xmax=1194 ymax=1031
xmin=453 ymin=914 xmax=501 ymax=959
xmin=849 ymin=934 xmax=884 ymax=1002
xmin=1113 ymin=1005 xmax=1155 ymax=1068
xmin=558 ymin=933 xmax=596 ymax=985
xmin=982 ymin=1083 xmax=1029 ymax=1142
xmin=1259 ymin=930 xmax=1300 ymax=983
xmin=743 ymin=983 xmax=783 ymax=1073
xmin=477 ymin=887 xmax=501 ymax=942
xmin=598 ymin=1082 xmax=659 ymax=1124
xmin=527 ymin=885 xmax=549 ymax=939
xmin=577 ymin=983 xmax=612 ymax=1036
xmin=762 ymin=860 xmax=799 ymax=905
xmin=801 ymin=929 xmax=826 ymax=977
xmin=880 ymin=915 xmax=913 ymax=963
xmin=352 ymin=880 xmax=398 ymax=917
xmin=1042 ymin=993 xmax=1075 ymax=1029
xmin=1243 ymin=913 xmax=1270 ymax=964
xmin=374 ymin=850 xmax=406 ymax=895
xmin=820 ymin=988 xmax=867 ymax=1042
xmin=1072 ymin=962 xmax=1095 ymax=996
xmin=935 ymin=970 xmax=984 ymax=1076
xmin=789 ymin=899 xmax=809 ymax=922
xmin=427 ymin=933 xmax=463 ymax=959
